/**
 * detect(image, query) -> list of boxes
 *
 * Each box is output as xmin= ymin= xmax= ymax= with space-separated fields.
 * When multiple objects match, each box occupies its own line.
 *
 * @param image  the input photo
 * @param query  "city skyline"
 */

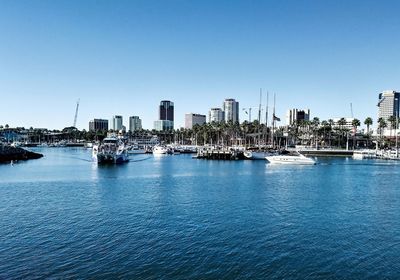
xmin=1 ymin=0 xmax=400 ymax=130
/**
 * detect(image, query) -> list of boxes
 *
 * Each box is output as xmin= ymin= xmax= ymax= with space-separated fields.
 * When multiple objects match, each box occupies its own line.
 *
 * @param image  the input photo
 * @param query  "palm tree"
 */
xmin=337 ymin=118 xmax=347 ymax=148
xmin=378 ymin=117 xmax=387 ymax=148
xmin=388 ymin=115 xmax=397 ymax=139
xmin=351 ymin=118 xmax=361 ymax=149
xmin=364 ymin=117 xmax=373 ymax=135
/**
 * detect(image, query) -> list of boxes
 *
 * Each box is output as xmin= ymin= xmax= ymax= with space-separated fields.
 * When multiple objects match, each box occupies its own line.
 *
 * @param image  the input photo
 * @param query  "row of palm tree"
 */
xmin=3 ymin=115 xmax=400 ymax=149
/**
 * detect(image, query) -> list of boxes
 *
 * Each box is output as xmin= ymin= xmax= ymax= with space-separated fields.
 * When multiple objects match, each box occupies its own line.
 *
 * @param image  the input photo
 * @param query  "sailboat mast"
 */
xmin=272 ymin=93 xmax=276 ymax=148
xmin=266 ymin=91 xmax=269 ymax=145
xmin=258 ymin=88 xmax=262 ymax=148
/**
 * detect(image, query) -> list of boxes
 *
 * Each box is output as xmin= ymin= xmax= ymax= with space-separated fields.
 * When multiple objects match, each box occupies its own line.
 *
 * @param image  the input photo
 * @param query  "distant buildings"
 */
xmin=89 ymin=119 xmax=108 ymax=132
xmin=129 ymin=116 xmax=142 ymax=132
xmin=332 ymin=117 xmax=355 ymax=130
xmin=222 ymin=98 xmax=239 ymax=123
xmin=154 ymin=100 xmax=174 ymax=131
xmin=208 ymin=108 xmax=225 ymax=123
xmin=185 ymin=113 xmax=206 ymax=129
xmin=378 ymin=90 xmax=400 ymax=129
xmin=286 ymin=109 xmax=310 ymax=126
xmin=111 ymin=115 xmax=123 ymax=131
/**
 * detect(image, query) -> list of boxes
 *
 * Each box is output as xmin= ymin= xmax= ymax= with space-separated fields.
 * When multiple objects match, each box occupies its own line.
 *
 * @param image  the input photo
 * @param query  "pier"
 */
xmin=196 ymin=147 xmax=245 ymax=160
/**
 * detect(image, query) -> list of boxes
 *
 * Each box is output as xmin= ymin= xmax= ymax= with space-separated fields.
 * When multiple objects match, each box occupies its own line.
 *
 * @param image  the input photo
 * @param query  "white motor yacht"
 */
xmin=266 ymin=151 xmax=316 ymax=165
xmin=152 ymin=145 xmax=172 ymax=155
xmin=92 ymin=136 xmax=129 ymax=164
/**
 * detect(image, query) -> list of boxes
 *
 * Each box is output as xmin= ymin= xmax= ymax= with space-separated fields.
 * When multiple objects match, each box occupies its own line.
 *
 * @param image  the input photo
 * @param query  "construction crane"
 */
xmin=350 ymin=102 xmax=354 ymax=118
xmin=73 ymin=99 xmax=80 ymax=128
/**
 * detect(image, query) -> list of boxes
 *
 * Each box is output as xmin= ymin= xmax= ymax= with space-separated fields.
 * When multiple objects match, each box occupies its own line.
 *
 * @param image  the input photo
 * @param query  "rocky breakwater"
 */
xmin=0 ymin=144 xmax=43 ymax=163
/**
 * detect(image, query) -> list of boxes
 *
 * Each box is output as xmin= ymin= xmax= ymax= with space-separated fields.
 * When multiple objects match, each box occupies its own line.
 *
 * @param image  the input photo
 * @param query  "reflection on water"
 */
xmin=1 ymin=148 xmax=400 ymax=279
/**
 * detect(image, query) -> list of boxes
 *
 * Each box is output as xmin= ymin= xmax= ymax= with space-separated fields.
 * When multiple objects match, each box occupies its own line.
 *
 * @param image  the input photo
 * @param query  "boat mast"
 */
xmin=258 ymin=88 xmax=262 ymax=149
xmin=272 ymin=93 xmax=276 ymax=149
xmin=265 ymin=91 xmax=269 ymax=146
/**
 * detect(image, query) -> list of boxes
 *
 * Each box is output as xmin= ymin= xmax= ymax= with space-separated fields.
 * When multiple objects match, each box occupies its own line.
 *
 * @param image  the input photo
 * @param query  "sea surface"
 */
xmin=1 ymin=148 xmax=400 ymax=279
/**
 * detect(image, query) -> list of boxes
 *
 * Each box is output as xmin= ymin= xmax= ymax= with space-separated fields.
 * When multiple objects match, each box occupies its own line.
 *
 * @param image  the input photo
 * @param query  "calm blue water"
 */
xmin=1 ymin=148 xmax=400 ymax=279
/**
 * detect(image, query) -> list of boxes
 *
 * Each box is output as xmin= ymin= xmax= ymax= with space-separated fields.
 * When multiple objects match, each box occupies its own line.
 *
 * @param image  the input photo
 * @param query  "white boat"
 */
xmin=266 ymin=151 xmax=316 ymax=165
xmin=244 ymin=150 xmax=271 ymax=160
xmin=126 ymin=144 xmax=146 ymax=154
xmin=152 ymin=145 xmax=172 ymax=155
xmin=353 ymin=149 xmax=377 ymax=160
xmin=92 ymin=136 xmax=129 ymax=164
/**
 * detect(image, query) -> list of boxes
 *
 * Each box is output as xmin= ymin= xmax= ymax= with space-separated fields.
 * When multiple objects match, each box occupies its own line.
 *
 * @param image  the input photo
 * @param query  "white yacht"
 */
xmin=244 ymin=150 xmax=272 ymax=160
xmin=92 ymin=136 xmax=129 ymax=164
xmin=266 ymin=151 xmax=316 ymax=165
xmin=353 ymin=149 xmax=377 ymax=160
xmin=152 ymin=145 xmax=172 ymax=155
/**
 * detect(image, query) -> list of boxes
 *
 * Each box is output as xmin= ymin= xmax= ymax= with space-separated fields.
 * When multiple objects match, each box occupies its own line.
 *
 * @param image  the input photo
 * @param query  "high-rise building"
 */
xmin=222 ymin=98 xmax=239 ymax=123
xmin=111 ymin=115 xmax=123 ymax=131
xmin=378 ymin=90 xmax=400 ymax=128
xmin=154 ymin=100 xmax=174 ymax=131
xmin=208 ymin=108 xmax=225 ymax=123
xmin=286 ymin=109 xmax=310 ymax=126
xmin=154 ymin=120 xmax=174 ymax=131
xmin=89 ymin=119 xmax=108 ymax=131
xmin=159 ymin=100 xmax=174 ymax=121
xmin=129 ymin=116 xmax=142 ymax=132
xmin=185 ymin=113 xmax=206 ymax=129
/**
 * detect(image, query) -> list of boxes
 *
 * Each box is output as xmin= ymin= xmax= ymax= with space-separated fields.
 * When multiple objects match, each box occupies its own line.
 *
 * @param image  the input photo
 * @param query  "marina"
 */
xmin=2 ymin=147 xmax=400 ymax=279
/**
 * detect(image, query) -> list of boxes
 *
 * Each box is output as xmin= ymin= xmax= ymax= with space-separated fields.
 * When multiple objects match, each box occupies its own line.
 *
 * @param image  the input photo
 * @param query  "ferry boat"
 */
xmin=92 ymin=136 xmax=129 ymax=164
xmin=266 ymin=151 xmax=316 ymax=165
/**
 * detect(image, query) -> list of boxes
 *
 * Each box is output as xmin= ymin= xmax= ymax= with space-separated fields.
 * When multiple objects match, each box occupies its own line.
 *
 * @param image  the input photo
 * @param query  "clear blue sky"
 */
xmin=1 ymin=0 xmax=399 ymax=130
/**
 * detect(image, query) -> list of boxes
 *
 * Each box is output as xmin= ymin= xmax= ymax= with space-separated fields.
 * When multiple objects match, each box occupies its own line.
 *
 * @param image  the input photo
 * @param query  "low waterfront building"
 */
xmin=129 ymin=116 xmax=142 ymax=132
xmin=286 ymin=109 xmax=310 ymax=126
xmin=154 ymin=120 xmax=174 ymax=131
xmin=332 ymin=117 xmax=355 ymax=130
xmin=185 ymin=113 xmax=206 ymax=129
xmin=208 ymin=108 xmax=225 ymax=123
xmin=89 ymin=119 xmax=108 ymax=131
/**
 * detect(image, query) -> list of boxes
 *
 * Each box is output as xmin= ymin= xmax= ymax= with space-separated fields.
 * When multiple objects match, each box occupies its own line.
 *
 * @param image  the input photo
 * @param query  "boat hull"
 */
xmin=266 ymin=155 xmax=316 ymax=165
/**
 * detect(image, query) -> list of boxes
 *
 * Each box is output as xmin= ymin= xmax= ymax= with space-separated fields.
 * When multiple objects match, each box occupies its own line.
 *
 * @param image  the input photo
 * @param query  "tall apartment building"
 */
xmin=222 ymin=98 xmax=239 ymax=123
xmin=111 ymin=115 xmax=123 ymax=131
xmin=129 ymin=116 xmax=142 ymax=132
xmin=154 ymin=100 xmax=174 ymax=131
xmin=208 ymin=108 xmax=225 ymax=123
xmin=89 ymin=119 xmax=108 ymax=131
xmin=185 ymin=113 xmax=206 ymax=129
xmin=286 ymin=109 xmax=310 ymax=126
xmin=378 ymin=90 xmax=400 ymax=129
xmin=159 ymin=100 xmax=174 ymax=122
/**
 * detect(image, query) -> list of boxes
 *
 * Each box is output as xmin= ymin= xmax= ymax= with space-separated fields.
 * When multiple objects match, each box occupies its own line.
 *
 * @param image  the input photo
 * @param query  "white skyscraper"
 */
xmin=222 ymin=98 xmax=239 ymax=123
xmin=111 ymin=115 xmax=123 ymax=131
xmin=129 ymin=116 xmax=142 ymax=132
xmin=378 ymin=90 xmax=400 ymax=126
xmin=208 ymin=108 xmax=225 ymax=123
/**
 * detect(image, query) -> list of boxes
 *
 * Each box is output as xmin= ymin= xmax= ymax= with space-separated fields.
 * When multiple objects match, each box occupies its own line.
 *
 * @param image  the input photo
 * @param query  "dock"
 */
xmin=196 ymin=147 xmax=245 ymax=160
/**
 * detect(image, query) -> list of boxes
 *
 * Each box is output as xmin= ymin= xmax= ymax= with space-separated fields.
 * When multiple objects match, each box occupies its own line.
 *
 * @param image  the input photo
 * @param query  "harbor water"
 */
xmin=1 ymin=148 xmax=400 ymax=279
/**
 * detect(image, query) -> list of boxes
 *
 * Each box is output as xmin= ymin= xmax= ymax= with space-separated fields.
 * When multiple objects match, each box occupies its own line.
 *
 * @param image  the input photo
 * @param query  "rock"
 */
xmin=0 ymin=144 xmax=43 ymax=162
